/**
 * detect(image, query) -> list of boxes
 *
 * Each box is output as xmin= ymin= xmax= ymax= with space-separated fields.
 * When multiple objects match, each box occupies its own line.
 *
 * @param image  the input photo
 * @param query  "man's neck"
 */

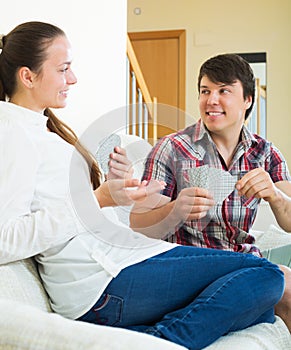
xmin=211 ymin=131 xmax=242 ymax=169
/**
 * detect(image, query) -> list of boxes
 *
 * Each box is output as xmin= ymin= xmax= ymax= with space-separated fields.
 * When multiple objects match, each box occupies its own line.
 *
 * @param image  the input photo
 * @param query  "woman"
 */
xmin=0 ymin=21 xmax=284 ymax=350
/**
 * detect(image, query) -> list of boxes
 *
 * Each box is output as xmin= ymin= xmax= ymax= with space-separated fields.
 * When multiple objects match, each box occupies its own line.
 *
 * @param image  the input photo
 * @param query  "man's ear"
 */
xmin=245 ymin=96 xmax=252 ymax=109
xmin=18 ymin=66 xmax=35 ymax=89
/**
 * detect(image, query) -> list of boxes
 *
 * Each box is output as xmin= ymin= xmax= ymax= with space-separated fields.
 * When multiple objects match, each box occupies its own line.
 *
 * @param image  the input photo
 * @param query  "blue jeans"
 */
xmin=78 ymin=246 xmax=284 ymax=350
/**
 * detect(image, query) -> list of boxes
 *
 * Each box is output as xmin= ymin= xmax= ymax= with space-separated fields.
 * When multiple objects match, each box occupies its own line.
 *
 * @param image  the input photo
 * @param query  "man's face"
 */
xmin=198 ymin=75 xmax=252 ymax=137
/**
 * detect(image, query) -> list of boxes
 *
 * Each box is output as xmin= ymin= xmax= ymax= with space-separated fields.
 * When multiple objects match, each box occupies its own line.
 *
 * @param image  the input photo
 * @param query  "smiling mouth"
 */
xmin=206 ymin=112 xmax=225 ymax=116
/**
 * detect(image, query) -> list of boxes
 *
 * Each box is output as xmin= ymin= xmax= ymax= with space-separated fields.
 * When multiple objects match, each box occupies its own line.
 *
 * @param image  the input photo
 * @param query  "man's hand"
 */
xmin=236 ymin=168 xmax=291 ymax=232
xmin=236 ymin=168 xmax=277 ymax=202
xmin=173 ymin=187 xmax=215 ymax=221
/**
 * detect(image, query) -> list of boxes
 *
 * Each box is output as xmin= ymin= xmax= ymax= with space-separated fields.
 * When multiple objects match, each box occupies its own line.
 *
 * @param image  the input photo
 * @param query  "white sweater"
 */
xmin=0 ymin=102 xmax=174 ymax=319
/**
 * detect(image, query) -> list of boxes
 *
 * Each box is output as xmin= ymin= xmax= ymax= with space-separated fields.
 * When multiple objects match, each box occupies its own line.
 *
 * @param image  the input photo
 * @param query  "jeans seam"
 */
xmin=155 ymin=267 xmax=256 ymax=335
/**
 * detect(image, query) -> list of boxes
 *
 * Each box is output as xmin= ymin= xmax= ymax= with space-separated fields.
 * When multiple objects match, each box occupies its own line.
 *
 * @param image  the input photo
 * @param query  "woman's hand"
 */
xmin=106 ymin=147 xmax=133 ymax=180
xmin=94 ymin=178 xmax=166 ymax=208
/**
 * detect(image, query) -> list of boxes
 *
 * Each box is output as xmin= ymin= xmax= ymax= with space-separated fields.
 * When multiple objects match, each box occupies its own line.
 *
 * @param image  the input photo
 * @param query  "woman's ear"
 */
xmin=18 ymin=66 xmax=35 ymax=89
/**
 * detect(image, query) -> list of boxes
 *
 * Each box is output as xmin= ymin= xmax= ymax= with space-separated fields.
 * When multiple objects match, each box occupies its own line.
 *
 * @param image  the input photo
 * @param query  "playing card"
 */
xmin=187 ymin=165 xmax=210 ymax=188
xmin=187 ymin=166 xmax=236 ymax=203
xmin=208 ymin=168 xmax=237 ymax=203
xmin=95 ymin=134 xmax=121 ymax=174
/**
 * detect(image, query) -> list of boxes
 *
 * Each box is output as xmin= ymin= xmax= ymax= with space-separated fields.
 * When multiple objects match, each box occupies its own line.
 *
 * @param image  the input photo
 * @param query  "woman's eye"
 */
xmin=60 ymin=66 xmax=69 ymax=73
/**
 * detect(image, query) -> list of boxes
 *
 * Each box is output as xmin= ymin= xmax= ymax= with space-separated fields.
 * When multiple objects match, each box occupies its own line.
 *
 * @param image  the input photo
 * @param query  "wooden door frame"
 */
xmin=128 ymin=29 xmax=186 ymax=130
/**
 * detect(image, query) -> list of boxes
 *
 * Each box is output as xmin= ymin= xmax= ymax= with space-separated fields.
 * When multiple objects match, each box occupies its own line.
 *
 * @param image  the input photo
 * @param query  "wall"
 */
xmin=0 ymin=0 xmax=127 ymax=136
xmin=128 ymin=0 xmax=291 ymax=167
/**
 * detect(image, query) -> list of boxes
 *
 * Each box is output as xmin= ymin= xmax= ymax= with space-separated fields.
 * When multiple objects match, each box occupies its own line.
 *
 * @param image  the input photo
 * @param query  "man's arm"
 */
xmin=130 ymin=132 xmax=214 ymax=238
xmin=130 ymin=187 xmax=215 ymax=238
xmin=236 ymin=168 xmax=291 ymax=232
xmin=130 ymin=193 xmax=175 ymax=239
xmin=268 ymin=181 xmax=291 ymax=232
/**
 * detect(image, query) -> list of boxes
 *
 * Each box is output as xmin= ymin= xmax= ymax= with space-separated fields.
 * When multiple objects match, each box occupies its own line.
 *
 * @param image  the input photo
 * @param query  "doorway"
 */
xmin=128 ymin=30 xmax=186 ymax=139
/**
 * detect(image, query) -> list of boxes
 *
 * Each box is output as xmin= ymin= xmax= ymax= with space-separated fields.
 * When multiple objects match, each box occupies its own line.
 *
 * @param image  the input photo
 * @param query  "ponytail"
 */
xmin=45 ymin=108 xmax=102 ymax=190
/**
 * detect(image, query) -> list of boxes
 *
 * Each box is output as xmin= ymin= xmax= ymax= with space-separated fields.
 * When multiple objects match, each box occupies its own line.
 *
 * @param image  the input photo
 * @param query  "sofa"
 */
xmin=0 ymin=134 xmax=290 ymax=350
xmin=0 ymin=256 xmax=290 ymax=350
xmin=0 ymin=258 xmax=187 ymax=350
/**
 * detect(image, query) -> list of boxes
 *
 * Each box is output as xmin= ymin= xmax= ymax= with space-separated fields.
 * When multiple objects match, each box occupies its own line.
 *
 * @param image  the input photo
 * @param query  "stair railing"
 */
xmin=126 ymin=35 xmax=157 ymax=144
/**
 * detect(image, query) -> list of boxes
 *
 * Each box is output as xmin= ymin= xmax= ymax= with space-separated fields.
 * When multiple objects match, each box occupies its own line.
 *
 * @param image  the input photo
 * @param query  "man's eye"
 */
xmin=200 ymin=90 xmax=209 ymax=94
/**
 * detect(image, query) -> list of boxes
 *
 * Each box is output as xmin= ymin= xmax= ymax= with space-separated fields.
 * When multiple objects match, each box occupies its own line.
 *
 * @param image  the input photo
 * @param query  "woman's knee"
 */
xmin=264 ymin=263 xmax=285 ymax=303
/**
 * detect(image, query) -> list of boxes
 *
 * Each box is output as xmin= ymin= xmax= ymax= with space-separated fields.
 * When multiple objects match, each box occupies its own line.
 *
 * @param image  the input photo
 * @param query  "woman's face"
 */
xmin=30 ymin=35 xmax=77 ymax=112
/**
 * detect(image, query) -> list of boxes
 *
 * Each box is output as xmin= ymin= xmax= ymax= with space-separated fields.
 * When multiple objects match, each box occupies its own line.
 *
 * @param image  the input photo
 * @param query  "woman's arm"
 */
xmin=0 ymin=123 xmax=82 ymax=264
xmin=0 ymin=200 xmax=84 ymax=264
xmin=95 ymin=145 xmax=166 ymax=208
xmin=94 ymin=179 xmax=165 ymax=208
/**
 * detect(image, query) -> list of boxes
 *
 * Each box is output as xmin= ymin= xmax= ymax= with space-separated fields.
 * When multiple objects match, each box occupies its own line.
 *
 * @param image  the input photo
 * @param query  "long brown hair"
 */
xmin=0 ymin=21 xmax=101 ymax=189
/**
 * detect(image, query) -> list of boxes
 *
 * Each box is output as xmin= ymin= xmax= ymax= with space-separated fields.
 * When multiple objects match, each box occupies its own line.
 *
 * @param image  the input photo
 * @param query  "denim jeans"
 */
xmin=78 ymin=246 xmax=284 ymax=350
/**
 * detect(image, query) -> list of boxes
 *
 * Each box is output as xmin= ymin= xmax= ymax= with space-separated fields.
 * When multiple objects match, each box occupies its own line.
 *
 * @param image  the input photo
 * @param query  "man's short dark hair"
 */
xmin=198 ymin=54 xmax=256 ymax=120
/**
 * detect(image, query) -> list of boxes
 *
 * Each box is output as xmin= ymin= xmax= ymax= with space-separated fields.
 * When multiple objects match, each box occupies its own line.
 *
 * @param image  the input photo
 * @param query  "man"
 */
xmin=130 ymin=53 xmax=291 ymax=330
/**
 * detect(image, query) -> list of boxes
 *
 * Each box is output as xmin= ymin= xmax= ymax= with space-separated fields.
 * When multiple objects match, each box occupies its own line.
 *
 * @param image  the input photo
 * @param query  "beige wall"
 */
xmin=128 ymin=0 xmax=291 ymax=167
xmin=1 ymin=0 xmax=127 ymax=136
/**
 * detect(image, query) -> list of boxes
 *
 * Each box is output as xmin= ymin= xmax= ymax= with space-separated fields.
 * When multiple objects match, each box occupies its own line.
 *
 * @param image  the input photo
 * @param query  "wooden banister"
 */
xmin=126 ymin=34 xmax=157 ymax=143
xmin=127 ymin=36 xmax=153 ymax=109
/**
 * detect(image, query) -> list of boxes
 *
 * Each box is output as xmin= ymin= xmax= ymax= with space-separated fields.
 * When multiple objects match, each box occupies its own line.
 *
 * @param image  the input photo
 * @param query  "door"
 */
xmin=128 ymin=30 xmax=186 ymax=139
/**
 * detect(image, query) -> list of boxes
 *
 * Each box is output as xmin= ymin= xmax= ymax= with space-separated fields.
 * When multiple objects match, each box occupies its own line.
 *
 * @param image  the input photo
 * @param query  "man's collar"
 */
xmin=192 ymin=119 xmax=258 ymax=147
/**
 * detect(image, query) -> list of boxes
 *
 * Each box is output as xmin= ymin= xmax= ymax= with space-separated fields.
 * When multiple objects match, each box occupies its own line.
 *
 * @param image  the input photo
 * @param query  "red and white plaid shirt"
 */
xmin=142 ymin=119 xmax=291 ymax=256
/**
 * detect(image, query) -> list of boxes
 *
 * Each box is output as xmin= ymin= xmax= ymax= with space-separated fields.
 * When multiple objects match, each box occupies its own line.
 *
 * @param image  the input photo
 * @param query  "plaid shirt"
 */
xmin=142 ymin=119 xmax=291 ymax=256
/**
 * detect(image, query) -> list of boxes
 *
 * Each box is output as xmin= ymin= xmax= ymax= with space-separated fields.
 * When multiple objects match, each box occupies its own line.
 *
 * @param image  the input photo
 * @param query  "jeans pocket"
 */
xmin=79 ymin=293 xmax=123 ymax=326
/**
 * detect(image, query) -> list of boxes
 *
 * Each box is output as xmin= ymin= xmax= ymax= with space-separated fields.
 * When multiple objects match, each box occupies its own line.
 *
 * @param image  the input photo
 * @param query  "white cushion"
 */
xmin=252 ymin=200 xmax=278 ymax=232
xmin=0 ymin=258 xmax=51 ymax=312
xmin=119 ymin=133 xmax=152 ymax=180
xmin=253 ymin=224 xmax=291 ymax=252
xmin=113 ymin=134 xmax=153 ymax=225
xmin=204 ymin=316 xmax=291 ymax=350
